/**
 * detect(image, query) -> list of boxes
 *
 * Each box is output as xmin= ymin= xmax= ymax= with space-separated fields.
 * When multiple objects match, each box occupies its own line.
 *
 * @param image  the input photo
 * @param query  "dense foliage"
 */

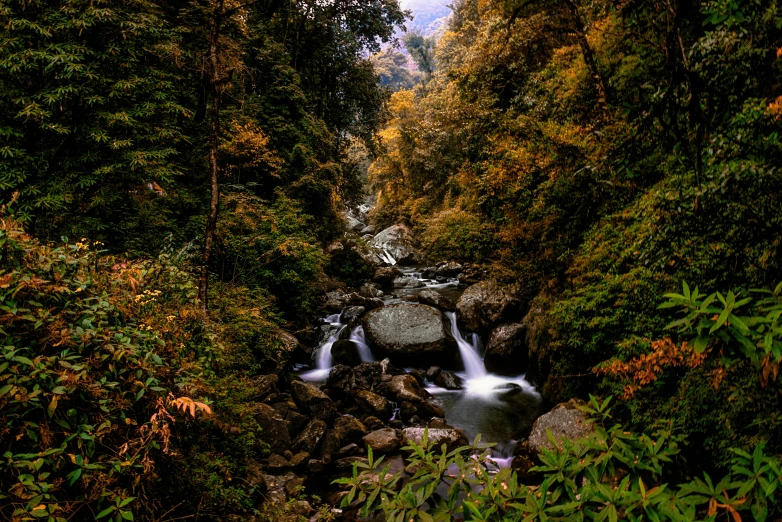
xmin=339 ymin=397 xmax=782 ymax=521
xmin=368 ymin=0 xmax=782 ymax=471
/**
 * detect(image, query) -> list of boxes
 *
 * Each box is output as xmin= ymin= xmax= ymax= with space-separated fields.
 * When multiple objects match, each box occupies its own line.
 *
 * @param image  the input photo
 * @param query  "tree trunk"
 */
xmin=198 ymin=0 xmax=224 ymax=311
xmin=563 ymin=0 xmax=609 ymax=113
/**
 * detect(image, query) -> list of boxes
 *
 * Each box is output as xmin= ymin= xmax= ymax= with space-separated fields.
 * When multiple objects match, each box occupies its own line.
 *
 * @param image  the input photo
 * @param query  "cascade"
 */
xmin=349 ymin=326 xmax=374 ymax=362
xmin=445 ymin=312 xmax=487 ymax=380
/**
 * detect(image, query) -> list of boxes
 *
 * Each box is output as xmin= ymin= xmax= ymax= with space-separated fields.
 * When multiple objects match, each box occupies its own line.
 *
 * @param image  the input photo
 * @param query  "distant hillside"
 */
xmin=399 ymin=0 xmax=452 ymax=35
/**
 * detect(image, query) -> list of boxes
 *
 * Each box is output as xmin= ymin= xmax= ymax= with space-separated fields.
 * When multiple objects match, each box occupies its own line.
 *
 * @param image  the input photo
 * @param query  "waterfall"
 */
xmin=349 ymin=326 xmax=374 ymax=362
xmin=315 ymin=325 xmax=346 ymax=370
xmin=445 ymin=312 xmax=487 ymax=380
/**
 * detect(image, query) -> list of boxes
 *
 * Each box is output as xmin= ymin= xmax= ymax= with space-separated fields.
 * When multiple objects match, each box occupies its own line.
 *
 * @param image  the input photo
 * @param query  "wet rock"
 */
xmin=399 ymin=401 xmax=417 ymax=420
xmin=291 ymin=381 xmax=338 ymax=422
xmin=381 ymin=374 xmax=430 ymax=403
xmin=263 ymin=472 xmax=298 ymax=503
xmin=307 ymin=459 xmax=325 ymax=474
xmin=528 ymin=399 xmax=594 ymax=454
xmin=360 ymin=224 xmax=375 ymax=235
xmin=351 ymin=389 xmax=392 ymax=419
xmin=285 ymin=410 xmax=309 ymax=437
xmin=485 ymin=323 xmax=528 ymax=375
xmin=267 ymin=454 xmax=290 ymax=472
xmin=456 ymin=280 xmax=523 ymax=332
xmin=285 ymin=476 xmax=304 ymax=496
xmin=293 ymin=419 xmax=327 ymax=454
xmin=372 ymin=266 xmax=402 ymax=289
xmin=363 ymin=304 xmax=457 ymax=367
xmin=436 ymin=261 xmax=463 ymax=277
xmin=324 ymin=290 xmax=349 ymax=313
xmin=371 ymin=224 xmax=418 ymax=265
xmin=435 ymin=276 xmax=448 ymax=284
xmin=327 ymin=363 xmax=383 ymax=397
xmin=250 ymin=374 xmax=279 ymax=400
xmin=426 ymin=366 xmax=442 ymax=380
xmin=358 ymin=283 xmax=383 ymax=299
xmin=337 ymin=443 xmax=359 ymax=457
xmin=401 ymin=428 xmax=468 ymax=452
xmin=331 ymin=340 xmax=362 ymax=367
xmin=433 ymin=370 xmax=463 ymax=390
xmin=273 ymin=401 xmax=290 ymax=417
xmin=417 ymin=289 xmax=456 ymax=312
xmin=408 ymin=368 xmax=427 ymax=385
xmin=393 ymin=276 xmax=425 ymax=289
xmin=289 ymin=452 xmax=309 ymax=469
xmin=318 ymin=429 xmax=342 ymax=463
xmin=363 ymin=428 xmax=400 ymax=454
xmin=346 ymin=215 xmax=365 ymax=232
xmin=361 ymin=416 xmax=386 ymax=431
xmin=255 ymin=404 xmax=291 ymax=454
xmin=333 ymin=415 xmax=368 ymax=444
xmin=341 ymin=306 xmax=366 ymax=324
xmin=421 ymin=267 xmax=437 ymax=279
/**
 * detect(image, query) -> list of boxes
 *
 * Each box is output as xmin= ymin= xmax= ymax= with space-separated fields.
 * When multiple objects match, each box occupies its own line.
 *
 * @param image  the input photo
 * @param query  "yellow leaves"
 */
xmin=768 ymin=96 xmax=782 ymax=120
xmin=170 ymin=396 xmax=212 ymax=418
xmin=221 ymin=121 xmax=283 ymax=175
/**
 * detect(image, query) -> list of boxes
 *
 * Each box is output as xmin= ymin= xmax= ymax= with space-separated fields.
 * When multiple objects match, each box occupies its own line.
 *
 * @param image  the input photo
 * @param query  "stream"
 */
xmin=298 ymin=268 xmax=543 ymax=462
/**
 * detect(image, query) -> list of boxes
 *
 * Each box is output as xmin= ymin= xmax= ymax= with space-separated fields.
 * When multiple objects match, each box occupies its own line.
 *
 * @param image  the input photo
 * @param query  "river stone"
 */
xmin=290 ymin=381 xmax=337 ymax=421
xmin=359 ymin=283 xmax=383 ymax=299
xmin=342 ymin=306 xmax=366 ymax=324
xmin=363 ymin=428 xmax=400 ymax=454
xmin=351 ymin=389 xmax=392 ymax=419
xmin=436 ymin=261 xmax=463 ymax=277
xmin=485 ymin=323 xmax=528 ymax=375
xmin=382 ymin=374 xmax=429 ymax=403
xmin=324 ymin=290 xmax=349 ymax=313
xmin=318 ymin=429 xmax=342 ymax=463
xmin=371 ymin=224 xmax=418 ymax=265
xmin=293 ymin=419 xmax=327 ymax=454
xmin=528 ymin=399 xmax=594 ymax=454
xmin=401 ymin=428 xmax=468 ymax=452
xmin=250 ymin=374 xmax=279 ymax=400
xmin=346 ymin=214 xmax=364 ymax=232
xmin=426 ymin=366 xmax=442 ymax=380
xmin=418 ymin=289 xmax=456 ymax=312
xmin=363 ymin=303 xmax=456 ymax=367
xmin=434 ymin=370 xmax=463 ymax=390
xmin=334 ymin=415 xmax=368 ymax=444
xmin=331 ymin=340 xmax=362 ymax=367
xmin=263 ymin=472 xmax=298 ymax=503
xmin=393 ymin=276 xmax=425 ymax=289
xmin=266 ymin=454 xmax=290 ymax=472
xmin=285 ymin=410 xmax=309 ymax=437
xmin=373 ymin=266 xmax=402 ymax=289
xmin=254 ymin=404 xmax=291 ymax=454
xmin=456 ymin=280 xmax=523 ymax=332
xmin=289 ymin=451 xmax=309 ymax=469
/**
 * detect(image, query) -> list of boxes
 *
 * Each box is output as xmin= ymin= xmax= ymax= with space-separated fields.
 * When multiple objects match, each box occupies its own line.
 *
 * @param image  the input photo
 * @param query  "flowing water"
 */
xmin=298 ymin=268 xmax=543 ymax=457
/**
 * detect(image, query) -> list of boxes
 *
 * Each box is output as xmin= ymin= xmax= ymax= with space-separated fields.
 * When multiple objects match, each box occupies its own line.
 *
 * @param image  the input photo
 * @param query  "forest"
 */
xmin=1 ymin=0 xmax=781 ymax=521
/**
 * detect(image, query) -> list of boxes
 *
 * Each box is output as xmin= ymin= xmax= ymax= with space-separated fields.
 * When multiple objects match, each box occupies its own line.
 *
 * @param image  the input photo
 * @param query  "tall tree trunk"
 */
xmin=198 ymin=0 xmax=224 ymax=312
xmin=563 ymin=0 xmax=609 ymax=113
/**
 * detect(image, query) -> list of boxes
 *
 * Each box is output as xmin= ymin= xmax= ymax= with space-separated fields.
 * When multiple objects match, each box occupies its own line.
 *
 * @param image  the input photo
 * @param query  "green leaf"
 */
xmin=96 ymin=507 xmax=115 ymax=519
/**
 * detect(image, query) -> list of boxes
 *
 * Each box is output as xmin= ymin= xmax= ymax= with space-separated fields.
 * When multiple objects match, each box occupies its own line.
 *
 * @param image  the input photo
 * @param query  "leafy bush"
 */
xmin=337 ymin=397 xmax=782 ymax=521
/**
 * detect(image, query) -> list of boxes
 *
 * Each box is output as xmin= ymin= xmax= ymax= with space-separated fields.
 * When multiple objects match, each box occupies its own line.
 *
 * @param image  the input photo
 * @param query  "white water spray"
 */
xmin=349 ymin=326 xmax=374 ymax=362
xmin=445 ymin=312 xmax=486 ymax=380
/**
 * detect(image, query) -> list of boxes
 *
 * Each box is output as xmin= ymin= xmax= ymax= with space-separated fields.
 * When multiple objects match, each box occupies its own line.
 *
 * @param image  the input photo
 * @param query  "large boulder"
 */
xmin=484 ymin=323 xmax=528 ymax=375
xmin=293 ymin=419 xmax=327 ymax=454
xmin=401 ymin=428 xmax=468 ymax=452
xmin=528 ymin=400 xmax=594 ymax=455
xmin=363 ymin=428 xmax=400 ymax=454
xmin=254 ymin=404 xmax=291 ymax=453
xmin=290 ymin=381 xmax=337 ymax=422
xmin=333 ymin=415 xmax=368 ymax=444
xmin=436 ymin=261 xmax=463 ymax=278
xmin=371 ymin=224 xmax=418 ymax=265
xmin=418 ymin=289 xmax=456 ymax=312
xmin=456 ymin=280 xmax=523 ymax=332
xmin=362 ymin=303 xmax=456 ymax=367
xmin=433 ymin=370 xmax=463 ymax=390
xmin=326 ymin=363 xmax=383 ymax=397
xmin=372 ymin=266 xmax=402 ymax=289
